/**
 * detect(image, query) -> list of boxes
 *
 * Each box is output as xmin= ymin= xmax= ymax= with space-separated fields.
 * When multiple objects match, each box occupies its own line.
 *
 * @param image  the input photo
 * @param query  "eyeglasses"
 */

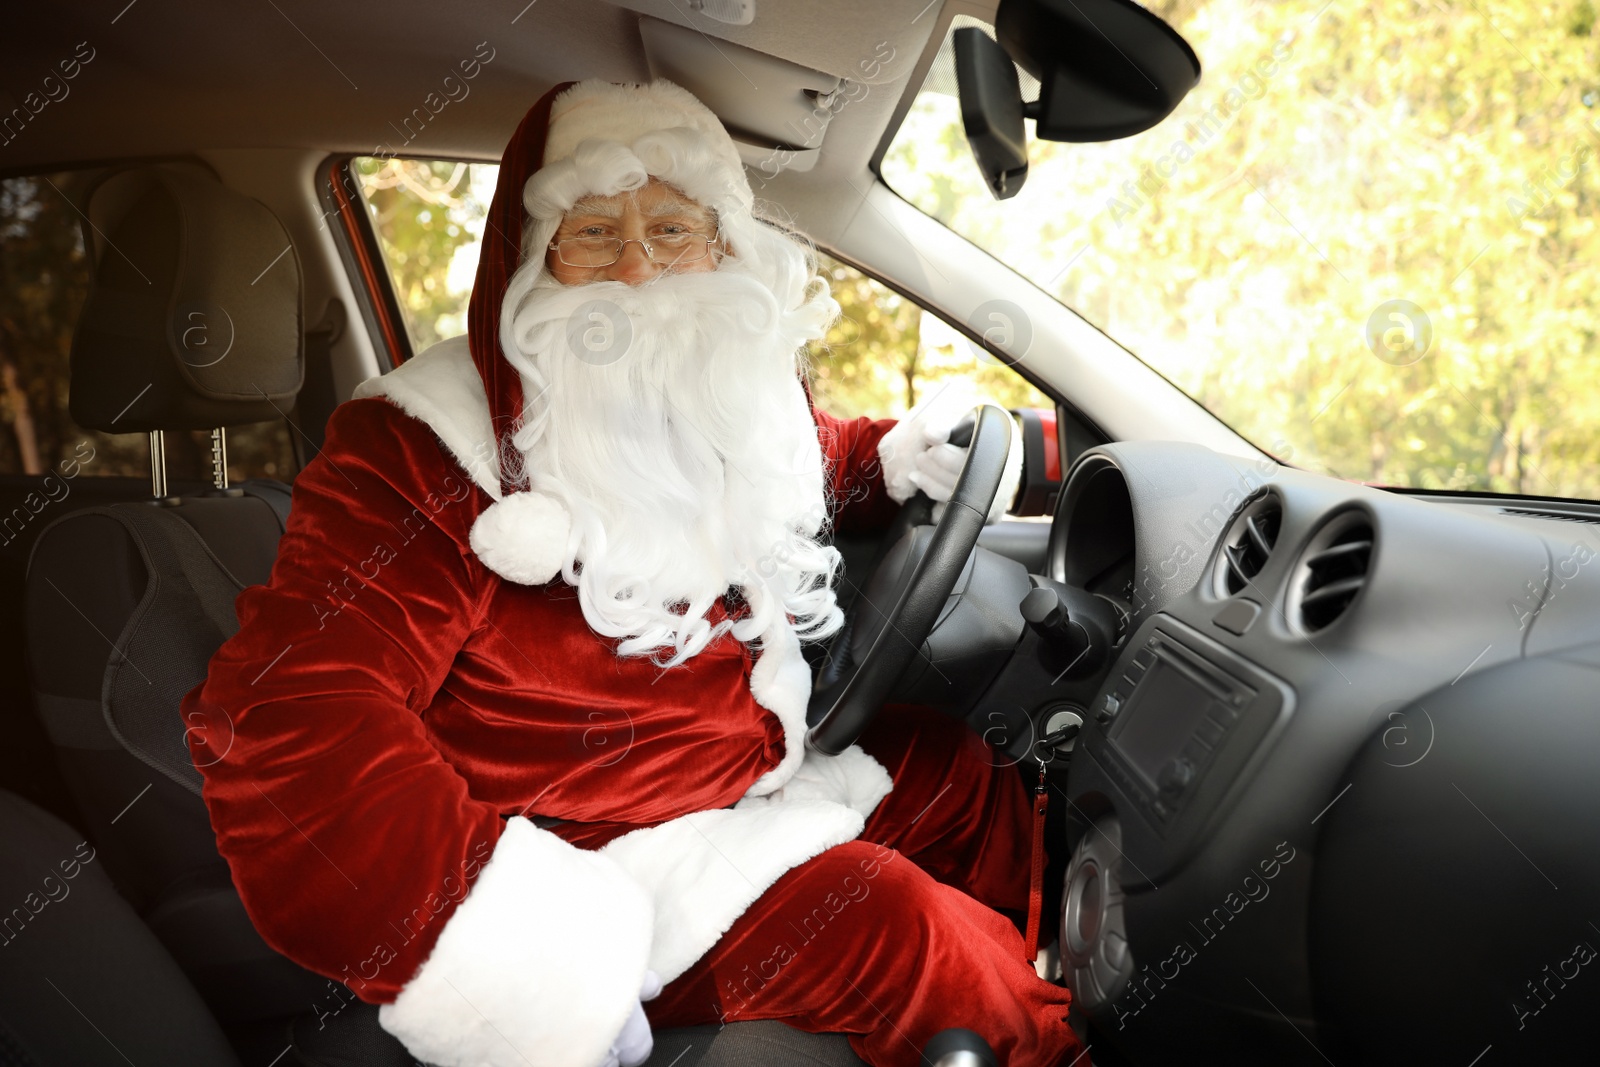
xmin=547 ymin=231 xmax=721 ymax=269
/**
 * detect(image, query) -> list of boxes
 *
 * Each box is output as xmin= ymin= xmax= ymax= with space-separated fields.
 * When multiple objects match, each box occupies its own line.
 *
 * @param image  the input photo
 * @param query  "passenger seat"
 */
xmin=22 ymin=163 xmax=324 ymax=1026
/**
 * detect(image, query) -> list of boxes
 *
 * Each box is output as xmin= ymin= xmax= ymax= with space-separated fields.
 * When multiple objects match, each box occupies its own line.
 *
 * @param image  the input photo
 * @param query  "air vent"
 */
xmin=1500 ymin=506 xmax=1600 ymax=526
xmin=1291 ymin=514 xmax=1374 ymax=633
xmin=1214 ymin=494 xmax=1282 ymax=597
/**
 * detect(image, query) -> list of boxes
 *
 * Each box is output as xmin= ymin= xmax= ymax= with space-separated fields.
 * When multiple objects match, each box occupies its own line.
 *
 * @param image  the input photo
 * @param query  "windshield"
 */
xmin=883 ymin=3 xmax=1600 ymax=499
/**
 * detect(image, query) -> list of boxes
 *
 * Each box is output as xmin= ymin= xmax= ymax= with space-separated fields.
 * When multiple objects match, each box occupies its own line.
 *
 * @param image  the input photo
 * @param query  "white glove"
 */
xmin=877 ymin=379 xmax=979 ymax=506
xmin=877 ymin=381 xmax=1025 ymax=525
xmin=600 ymin=969 xmax=662 ymax=1067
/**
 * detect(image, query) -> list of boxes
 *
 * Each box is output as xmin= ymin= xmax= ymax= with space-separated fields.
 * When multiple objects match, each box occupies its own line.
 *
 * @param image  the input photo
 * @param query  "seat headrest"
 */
xmin=68 ymin=164 xmax=304 ymax=433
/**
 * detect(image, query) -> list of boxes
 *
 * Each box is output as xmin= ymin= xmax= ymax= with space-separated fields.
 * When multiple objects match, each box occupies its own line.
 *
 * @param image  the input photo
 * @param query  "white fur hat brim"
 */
xmin=524 ymin=80 xmax=754 ymax=222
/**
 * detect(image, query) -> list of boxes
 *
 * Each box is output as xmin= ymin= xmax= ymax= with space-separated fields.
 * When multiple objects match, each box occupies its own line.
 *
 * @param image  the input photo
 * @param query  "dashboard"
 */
xmin=983 ymin=441 xmax=1600 ymax=1063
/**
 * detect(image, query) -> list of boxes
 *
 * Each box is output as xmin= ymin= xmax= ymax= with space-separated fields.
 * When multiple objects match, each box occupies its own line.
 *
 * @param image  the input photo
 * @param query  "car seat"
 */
xmin=0 ymin=787 xmax=243 ymax=1065
xmin=23 ymin=161 xmax=323 ymax=1028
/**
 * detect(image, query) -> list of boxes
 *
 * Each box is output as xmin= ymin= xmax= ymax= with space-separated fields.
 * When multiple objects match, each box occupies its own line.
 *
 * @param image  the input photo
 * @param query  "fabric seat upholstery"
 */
xmin=0 ymin=788 xmax=244 ymax=1065
xmin=288 ymin=1000 xmax=865 ymax=1067
xmin=23 ymin=161 xmax=321 ymax=1025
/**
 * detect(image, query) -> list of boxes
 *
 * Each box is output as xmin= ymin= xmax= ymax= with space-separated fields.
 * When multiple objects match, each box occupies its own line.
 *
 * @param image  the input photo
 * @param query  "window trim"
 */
xmin=320 ymin=155 xmax=412 ymax=369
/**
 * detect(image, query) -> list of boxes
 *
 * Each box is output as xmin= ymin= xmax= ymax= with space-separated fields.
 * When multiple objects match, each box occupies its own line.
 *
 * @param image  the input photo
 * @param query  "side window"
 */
xmin=0 ymin=171 xmax=297 ymax=484
xmin=343 ymin=162 xmax=1054 ymax=515
xmin=805 ymin=253 xmax=1055 ymax=516
xmin=352 ymin=158 xmax=498 ymax=355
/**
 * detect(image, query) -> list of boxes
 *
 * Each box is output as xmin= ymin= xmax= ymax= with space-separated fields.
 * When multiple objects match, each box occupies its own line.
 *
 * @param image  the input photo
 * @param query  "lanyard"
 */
xmin=1023 ymin=754 xmax=1050 ymax=964
xmin=1023 ymin=716 xmax=1081 ymax=965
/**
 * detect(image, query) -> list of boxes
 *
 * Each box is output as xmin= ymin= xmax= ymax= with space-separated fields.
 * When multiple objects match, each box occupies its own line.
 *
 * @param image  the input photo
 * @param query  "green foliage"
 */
xmin=805 ymin=253 xmax=1052 ymax=419
xmin=0 ymin=172 xmax=103 ymax=476
xmin=883 ymin=0 xmax=1600 ymax=498
xmin=806 ymin=256 xmax=924 ymax=417
xmin=354 ymin=158 xmax=496 ymax=353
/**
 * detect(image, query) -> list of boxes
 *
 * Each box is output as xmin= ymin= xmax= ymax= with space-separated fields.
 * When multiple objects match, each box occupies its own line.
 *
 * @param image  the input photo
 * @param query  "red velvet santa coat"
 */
xmin=179 ymin=336 xmax=903 ymax=1066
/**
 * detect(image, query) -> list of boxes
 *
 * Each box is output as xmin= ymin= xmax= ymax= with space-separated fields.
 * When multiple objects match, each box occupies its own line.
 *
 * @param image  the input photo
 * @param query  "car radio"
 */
xmin=1092 ymin=625 xmax=1281 ymax=830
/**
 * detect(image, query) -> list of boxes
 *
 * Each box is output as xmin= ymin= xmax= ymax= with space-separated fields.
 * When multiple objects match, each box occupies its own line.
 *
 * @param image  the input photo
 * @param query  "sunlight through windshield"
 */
xmin=883 ymin=2 xmax=1600 ymax=499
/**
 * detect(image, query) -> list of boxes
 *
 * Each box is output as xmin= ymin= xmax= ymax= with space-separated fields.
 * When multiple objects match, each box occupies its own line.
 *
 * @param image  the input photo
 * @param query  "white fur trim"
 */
xmin=351 ymin=339 xmax=895 ymax=989
xmin=352 ymin=336 xmax=501 ymax=500
xmin=378 ymin=817 xmax=653 ymax=1067
xmin=757 ymin=743 xmax=895 ymax=821
xmin=469 ymin=491 xmax=572 ymax=585
xmin=602 ymin=745 xmax=892 ymax=983
xmin=603 ymin=799 xmax=856 ymax=983
xmin=742 ymin=622 xmax=815 ymax=798
xmin=541 ymin=80 xmax=751 ymax=210
xmin=351 ymin=338 xmax=837 ymax=796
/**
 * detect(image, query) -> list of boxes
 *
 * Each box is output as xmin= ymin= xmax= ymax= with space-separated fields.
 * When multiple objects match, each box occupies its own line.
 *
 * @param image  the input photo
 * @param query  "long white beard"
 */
xmin=499 ymin=257 xmax=844 ymax=667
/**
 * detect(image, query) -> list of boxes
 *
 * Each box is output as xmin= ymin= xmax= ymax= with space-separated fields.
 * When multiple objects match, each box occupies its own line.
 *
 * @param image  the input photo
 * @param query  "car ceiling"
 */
xmin=0 ymin=0 xmax=951 ymax=204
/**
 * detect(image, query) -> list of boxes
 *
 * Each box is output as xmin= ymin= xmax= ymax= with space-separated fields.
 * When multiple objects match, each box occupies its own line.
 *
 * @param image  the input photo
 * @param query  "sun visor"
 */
xmin=639 ymin=15 xmax=842 ymax=175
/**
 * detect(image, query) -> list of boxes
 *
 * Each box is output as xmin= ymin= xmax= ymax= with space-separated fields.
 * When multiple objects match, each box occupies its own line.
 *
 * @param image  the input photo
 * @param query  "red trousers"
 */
xmin=648 ymin=705 xmax=1084 ymax=1067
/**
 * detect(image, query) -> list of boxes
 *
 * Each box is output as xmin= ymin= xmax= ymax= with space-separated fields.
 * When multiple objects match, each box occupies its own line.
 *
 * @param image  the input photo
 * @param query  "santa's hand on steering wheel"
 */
xmin=876 ymin=379 xmax=1026 ymax=525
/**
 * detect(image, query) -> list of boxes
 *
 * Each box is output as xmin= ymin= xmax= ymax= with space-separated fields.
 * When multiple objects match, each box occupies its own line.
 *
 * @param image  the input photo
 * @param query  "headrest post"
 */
xmin=209 ymin=427 xmax=229 ymax=490
xmin=148 ymin=430 xmax=167 ymax=500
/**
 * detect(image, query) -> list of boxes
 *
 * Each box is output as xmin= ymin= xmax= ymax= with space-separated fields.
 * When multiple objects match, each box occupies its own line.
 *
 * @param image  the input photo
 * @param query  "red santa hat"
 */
xmin=464 ymin=79 xmax=760 ymax=585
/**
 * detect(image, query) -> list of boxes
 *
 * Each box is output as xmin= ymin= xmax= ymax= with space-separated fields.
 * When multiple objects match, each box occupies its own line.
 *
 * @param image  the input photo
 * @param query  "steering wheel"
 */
xmin=806 ymin=403 xmax=1014 ymax=755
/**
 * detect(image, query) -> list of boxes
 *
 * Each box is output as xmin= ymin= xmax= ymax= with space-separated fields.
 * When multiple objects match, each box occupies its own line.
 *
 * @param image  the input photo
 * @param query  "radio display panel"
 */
xmin=1108 ymin=657 xmax=1225 ymax=791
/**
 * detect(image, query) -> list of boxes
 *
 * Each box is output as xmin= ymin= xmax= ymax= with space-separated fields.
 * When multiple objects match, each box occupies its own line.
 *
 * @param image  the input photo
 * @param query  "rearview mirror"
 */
xmin=954 ymin=28 xmax=1029 ymax=200
xmin=999 ymin=0 xmax=1201 ymax=142
xmin=954 ymin=0 xmax=1202 ymax=200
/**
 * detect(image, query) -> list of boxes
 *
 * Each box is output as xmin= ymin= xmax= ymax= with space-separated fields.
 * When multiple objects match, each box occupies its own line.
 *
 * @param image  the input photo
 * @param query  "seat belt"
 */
xmin=237 ymin=478 xmax=293 ymax=532
xmin=69 ymin=503 xmax=251 ymax=797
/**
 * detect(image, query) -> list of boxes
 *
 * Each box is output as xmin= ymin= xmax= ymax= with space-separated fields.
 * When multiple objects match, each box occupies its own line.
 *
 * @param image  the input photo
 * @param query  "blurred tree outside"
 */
xmin=883 ymin=0 xmax=1600 ymax=499
xmin=0 ymin=172 xmax=97 ymax=477
xmin=9 ymin=4 xmax=1600 ymax=500
xmin=805 ymin=252 xmax=1053 ymax=419
xmin=354 ymin=158 xmax=497 ymax=354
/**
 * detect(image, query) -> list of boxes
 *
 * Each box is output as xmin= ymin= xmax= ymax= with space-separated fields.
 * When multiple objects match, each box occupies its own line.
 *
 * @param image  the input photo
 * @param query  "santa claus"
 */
xmin=181 ymin=80 xmax=1082 ymax=1067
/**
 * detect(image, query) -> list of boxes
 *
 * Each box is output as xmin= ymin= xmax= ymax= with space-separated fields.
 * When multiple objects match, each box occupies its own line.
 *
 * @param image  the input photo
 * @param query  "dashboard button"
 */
xmin=1158 ymin=758 xmax=1195 ymax=796
xmin=1213 ymin=599 xmax=1262 ymax=636
xmin=1096 ymin=693 xmax=1122 ymax=725
xmin=1196 ymin=717 xmax=1226 ymax=745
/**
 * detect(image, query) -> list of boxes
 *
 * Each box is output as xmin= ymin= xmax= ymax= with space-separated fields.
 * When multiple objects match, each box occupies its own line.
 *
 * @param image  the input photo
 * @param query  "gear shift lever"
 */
xmin=922 ymin=1028 xmax=998 ymax=1067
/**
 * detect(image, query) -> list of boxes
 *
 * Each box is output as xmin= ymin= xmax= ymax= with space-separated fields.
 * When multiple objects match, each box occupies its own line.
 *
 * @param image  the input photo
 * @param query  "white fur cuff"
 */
xmin=602 ymin=797 xmax=869 ymax=984
xmin=378 ymin=817 xmax=654 ymax=1067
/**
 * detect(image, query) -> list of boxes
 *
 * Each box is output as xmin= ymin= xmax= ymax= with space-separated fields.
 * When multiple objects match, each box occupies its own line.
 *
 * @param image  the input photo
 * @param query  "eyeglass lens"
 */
xmin=553 ymin=234 xmax=715 ymax=268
